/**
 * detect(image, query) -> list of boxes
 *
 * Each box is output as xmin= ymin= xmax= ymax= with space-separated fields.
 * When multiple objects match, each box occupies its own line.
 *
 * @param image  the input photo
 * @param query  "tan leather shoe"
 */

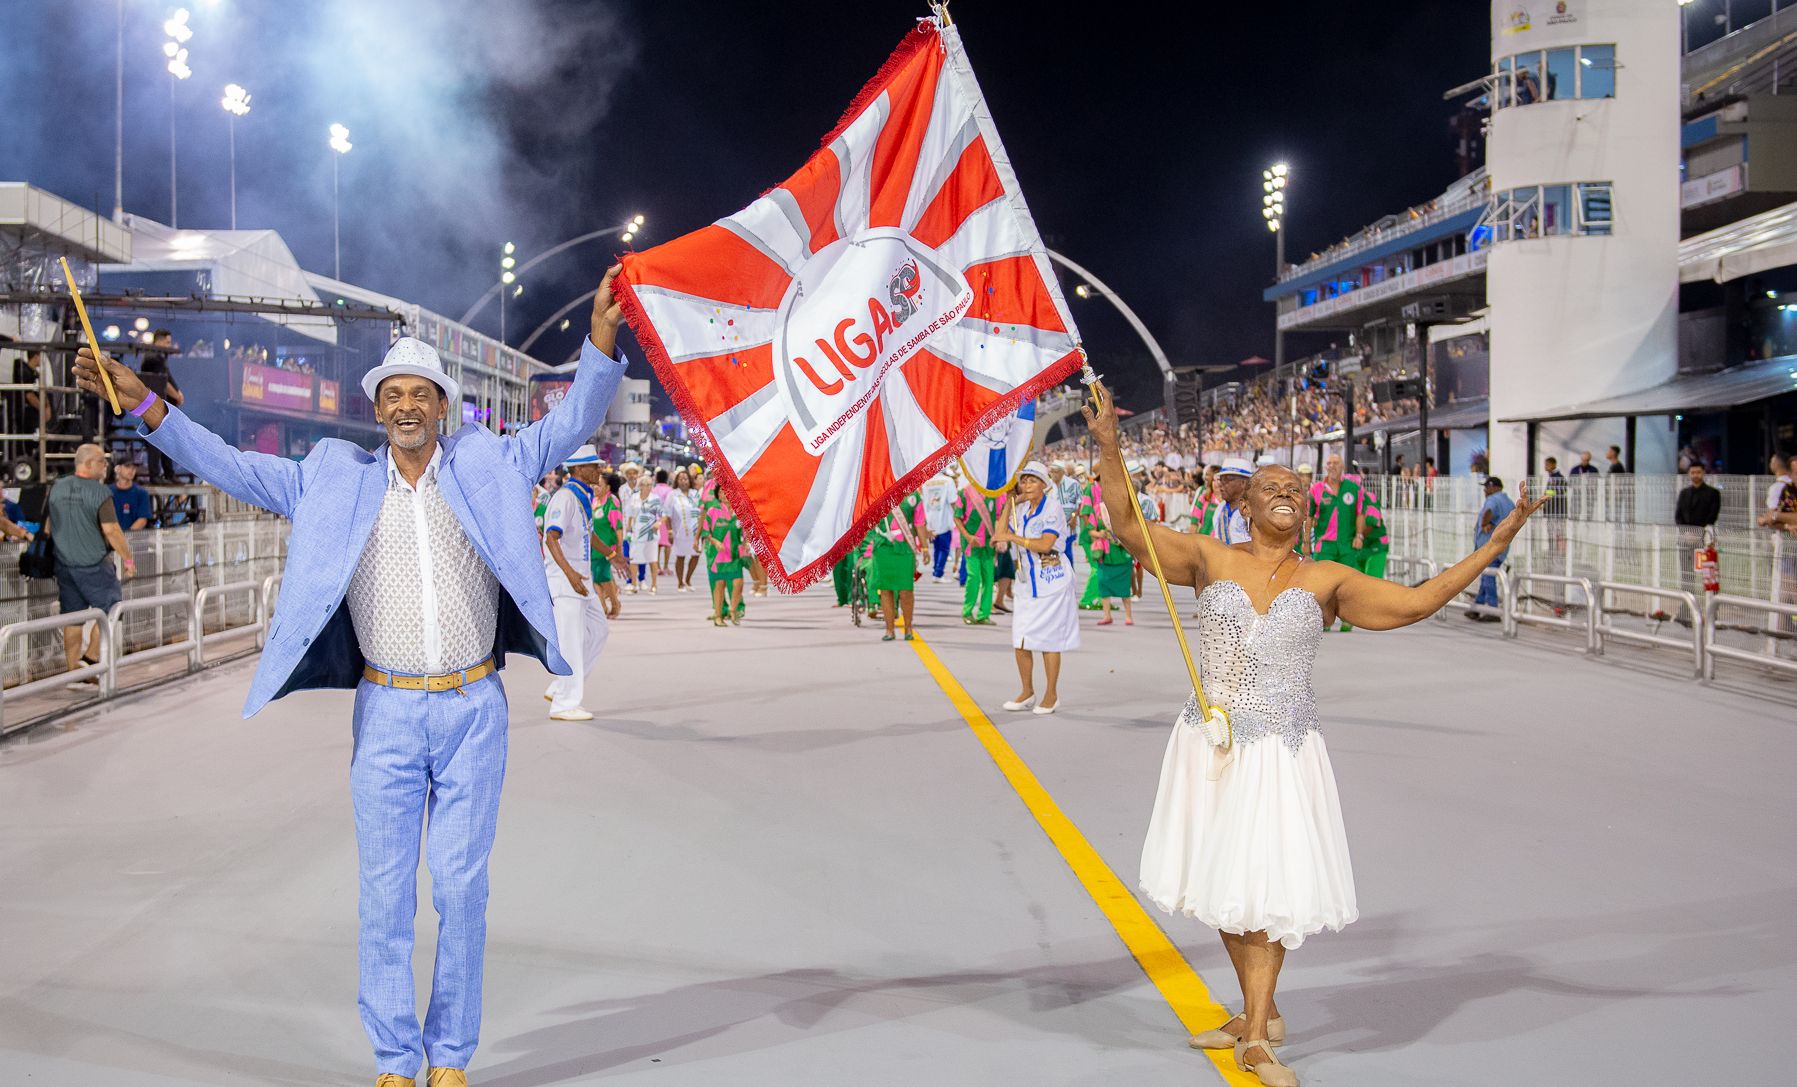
xmin=375 ymin=1076 xmax=415 ymax=1087
xmin=1190 ymin=1013 xmax=1285 ymax=1049
xmin=1234 ymin=1037 xmax=1298 ymax=1086
xmin=427 ymin=1070 xmax=467 ymax=1087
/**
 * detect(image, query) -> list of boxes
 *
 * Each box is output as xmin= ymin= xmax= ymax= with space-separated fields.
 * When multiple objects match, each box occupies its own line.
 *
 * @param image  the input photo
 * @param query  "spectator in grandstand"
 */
xmin=137 ymin=356 xmax=185 ymax=482
xmin=1469 ymin=475 xmax=1513 ymax=619
xmin=1569 ymin=451 xmax=1598 ymax=476
xmin=7 ymin=347 xmax=45 ymax=462
xmin=49 ymin=444 xmax=135 ymax=673
xmin=1605 ymin=445 xmax=1629 ymax=474
xmin=1543 ymin=456 xmax=1567 ymax=518
xmin=110 ymin=460 xmax=153 ymax=530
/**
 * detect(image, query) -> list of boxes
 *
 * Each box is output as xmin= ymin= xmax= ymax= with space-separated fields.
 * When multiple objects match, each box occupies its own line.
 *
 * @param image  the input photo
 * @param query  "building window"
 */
xmin=1493 ymin=44 xmax=1616 ymax=107
xmin=1577 ymin=182 xmax=1614 ymax=234
xmin=1541 ymin=185 xmax=1571 ymax=235
xmin=1545 ymin=48 xmax=1577 ymax=101
xmin=1489 ymin=183 xmax=1614 ymax=241
xmin=1579 ymin=44 xmax=1616 ymax=98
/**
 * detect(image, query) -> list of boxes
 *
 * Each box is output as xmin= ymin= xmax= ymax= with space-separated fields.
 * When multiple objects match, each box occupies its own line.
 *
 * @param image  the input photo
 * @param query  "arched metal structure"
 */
xmin=458 ymin=221 xmax=640 ymax=327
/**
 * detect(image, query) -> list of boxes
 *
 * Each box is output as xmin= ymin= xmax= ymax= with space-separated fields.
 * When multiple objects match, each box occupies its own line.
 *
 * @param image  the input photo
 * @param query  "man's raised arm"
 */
xmin=73 ymin=348 xmax=303 ymax=518
xmin=505 ymin=264 xmax=630 ymax=482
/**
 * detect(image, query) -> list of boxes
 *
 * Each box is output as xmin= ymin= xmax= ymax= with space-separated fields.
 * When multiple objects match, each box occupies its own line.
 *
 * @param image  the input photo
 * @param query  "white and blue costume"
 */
xmin=1009 ymin=493 xmax=1080 ymax=653
xmin=141 ymin=334 xmax=625 ymax=1078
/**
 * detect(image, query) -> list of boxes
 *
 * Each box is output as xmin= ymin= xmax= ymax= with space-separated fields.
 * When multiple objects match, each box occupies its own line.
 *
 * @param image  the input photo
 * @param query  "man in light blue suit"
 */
xmin=75 ymin=266 xmax=629 ymax=1087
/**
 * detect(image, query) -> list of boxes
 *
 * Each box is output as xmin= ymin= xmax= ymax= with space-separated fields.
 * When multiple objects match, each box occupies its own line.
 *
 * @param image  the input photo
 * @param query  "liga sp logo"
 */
xmin=774 ymin=228 xmax=974 ymax=454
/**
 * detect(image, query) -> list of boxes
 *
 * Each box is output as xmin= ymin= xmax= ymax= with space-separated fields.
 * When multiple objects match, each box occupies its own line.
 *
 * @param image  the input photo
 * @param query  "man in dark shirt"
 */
xmin=1675 ymin=463 xmax=1721 ymax=529
xmin=1568 ymin=451 xmax=1598 ymax=475
xmin=1675 ymin=463 xmax=1722 ymax=620
xmin=1605 ymin=444 xmax=1629 ymax=474
xmin=111 ymin=460 xmax=153 ymax=530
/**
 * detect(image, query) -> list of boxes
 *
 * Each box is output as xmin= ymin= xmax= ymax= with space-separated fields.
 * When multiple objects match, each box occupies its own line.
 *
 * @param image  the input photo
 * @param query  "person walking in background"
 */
xmin=955 ymin=480 xmax=998 ymax=625
xmin=48 ymin=444 xmax=135 ymax=674
xmin=630 ymin=473 xmax=662 ymax=594
xmin=110 ymin=459 xmax=153 ymax=530
xmin=702 ymin=490 xmax=747 ymax=626
xmin=868 ymin=493 xmax=924 ymax=641
xmin=663 ymin=468 xmax=700 ymax=592
xmin=922 ymin=470 xmax=957 ymax=580
xmin=1569 ymin=451 xmax=1598 ymax=476
xmin=1766 ymin=452 xmax=1791 ymax=516
xmin=1091 ymin=509 xmax=1135 ymax=627
xmin=543 ymin=446 xmax=609 ymax=722
xmin=995 ymin=462 xmax=1078 ymax=714
xmin=651 ymin=468 xmax=673 ymax=576
xmin=1309 ymin=454 xmax=1372 ymax=631
xmin=618 ymin=465 xmax=643 ymax=593
xmin=589 ymin=470 xmax=627 ymax=620
xmin=1469 ymin=476 xmax=1515 ymax=620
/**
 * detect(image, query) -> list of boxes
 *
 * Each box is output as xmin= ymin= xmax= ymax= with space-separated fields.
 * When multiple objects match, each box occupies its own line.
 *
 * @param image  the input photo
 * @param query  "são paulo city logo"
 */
xmin=773 ymin=229 xmax=974 ymax=454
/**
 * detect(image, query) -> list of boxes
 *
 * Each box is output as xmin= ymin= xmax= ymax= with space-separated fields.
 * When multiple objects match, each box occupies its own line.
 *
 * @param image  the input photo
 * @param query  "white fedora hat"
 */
xmin=1218 ymin=456 xmax=1254 ymax=478
xmin=1016 ymin=460 xmax=1052 ymax=484
xmin=564 ymin=444 xmax=602 ymax=466
xmin=362 ymin=337 xmax=461 ymax=407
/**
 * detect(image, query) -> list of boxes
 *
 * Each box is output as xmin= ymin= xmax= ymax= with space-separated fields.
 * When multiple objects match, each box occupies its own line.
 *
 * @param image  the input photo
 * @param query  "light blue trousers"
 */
xmin=351 ymin=673 xmax=508 ymax=1077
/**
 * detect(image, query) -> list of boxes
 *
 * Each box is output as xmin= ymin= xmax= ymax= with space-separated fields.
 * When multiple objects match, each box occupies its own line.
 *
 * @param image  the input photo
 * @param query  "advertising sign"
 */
xmin=239 ymin=361 xmax=315 ymax=413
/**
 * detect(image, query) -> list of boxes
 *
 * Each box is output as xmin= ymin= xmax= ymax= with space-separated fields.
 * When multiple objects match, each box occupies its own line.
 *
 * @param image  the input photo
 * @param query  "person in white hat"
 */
xmin=541 ymin=444 xmax=610 ymax=720
xmin=75 ymin=267 xmax=632 ymax=1087
xmin=1210 ymin=457 xmax=1254 ymax=546
xmin=992 ymin=460 xmax=1079 ymax=713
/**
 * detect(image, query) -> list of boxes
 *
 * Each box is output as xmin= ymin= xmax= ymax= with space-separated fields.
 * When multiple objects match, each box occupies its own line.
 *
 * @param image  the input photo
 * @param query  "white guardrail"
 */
xmin=0 ymin=573 xmax=281 ymax=735
xmin=1394 ymin=551 xmax=1796 ymax=685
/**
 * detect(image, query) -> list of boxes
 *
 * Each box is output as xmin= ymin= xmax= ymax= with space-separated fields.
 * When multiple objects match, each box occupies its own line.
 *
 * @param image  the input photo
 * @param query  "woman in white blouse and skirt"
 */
xmin=664 ymin=468 xmax=700 ymax=592
xmin=994 ymin=462 xmax=1079 ymax=715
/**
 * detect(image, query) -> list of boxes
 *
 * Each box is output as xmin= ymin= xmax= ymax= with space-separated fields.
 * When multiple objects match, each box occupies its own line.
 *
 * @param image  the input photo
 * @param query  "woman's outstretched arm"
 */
xmin=1330 ymin=483 xmax=1548 ymax=630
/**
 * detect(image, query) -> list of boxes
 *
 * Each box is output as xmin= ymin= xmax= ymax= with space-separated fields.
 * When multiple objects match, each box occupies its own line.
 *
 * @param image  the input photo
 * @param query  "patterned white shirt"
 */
xmin=347 ymin=446 xmax=500 ymax=674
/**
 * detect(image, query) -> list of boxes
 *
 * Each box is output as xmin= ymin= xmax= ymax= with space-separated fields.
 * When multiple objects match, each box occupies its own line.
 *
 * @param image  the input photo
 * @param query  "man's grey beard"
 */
xmin=385 ymin=420 xmax=434 ymax=450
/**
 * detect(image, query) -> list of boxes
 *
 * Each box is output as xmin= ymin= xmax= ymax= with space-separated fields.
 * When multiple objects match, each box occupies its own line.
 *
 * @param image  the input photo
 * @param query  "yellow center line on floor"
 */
xmin=904 ymin=629 xmax=1261 ymax=1086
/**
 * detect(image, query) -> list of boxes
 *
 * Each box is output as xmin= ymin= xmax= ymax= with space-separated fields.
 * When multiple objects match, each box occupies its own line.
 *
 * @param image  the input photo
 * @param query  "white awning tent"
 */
xmin=101 ymin=216 xmax=337 ymax=345
xmin=1679 ymin=199 xmax=1797 ymax=285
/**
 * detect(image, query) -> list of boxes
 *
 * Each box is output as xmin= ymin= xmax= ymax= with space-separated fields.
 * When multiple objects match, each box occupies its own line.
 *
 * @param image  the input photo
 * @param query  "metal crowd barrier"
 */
xmin=1593 ymin=581 xmax=1706 ymax=677
xmin=1 ymin=578 xmax=277 ymax=736
xmin=1704 ymin=594 xmax=1797 ymax=680
xmin=0 ymin=609 xmax=111 ymax=718
xmin=1504 ymin=573 xmax=1596 ymax=653
xmin=1385 ymin=550 xmax=1797 ymax=686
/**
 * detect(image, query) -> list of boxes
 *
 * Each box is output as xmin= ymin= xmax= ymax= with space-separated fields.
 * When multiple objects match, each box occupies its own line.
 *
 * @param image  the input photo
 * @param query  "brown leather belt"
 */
xmin=363 ymin=657 xmax=496 ymax=692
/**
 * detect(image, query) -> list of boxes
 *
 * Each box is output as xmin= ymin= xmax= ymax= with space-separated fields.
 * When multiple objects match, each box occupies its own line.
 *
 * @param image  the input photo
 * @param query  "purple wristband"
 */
xmin=129 ymin=390 xmax=160 ymax=419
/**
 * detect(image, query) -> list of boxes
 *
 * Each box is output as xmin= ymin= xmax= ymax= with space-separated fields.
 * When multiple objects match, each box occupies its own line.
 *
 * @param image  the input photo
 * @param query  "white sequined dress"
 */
xmin=1138 ymin=581 xmax=1357 ymax=949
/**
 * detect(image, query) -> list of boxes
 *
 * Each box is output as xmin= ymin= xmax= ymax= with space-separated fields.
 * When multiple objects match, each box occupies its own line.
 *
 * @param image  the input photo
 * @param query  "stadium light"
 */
xmin=500 ymin=242 xmax=522 ymax=344
xmin=221 ymin=84 xmax=251 ymax=229
xmin=163 ymin=8 xmax=195 ymax=226
xmin=329 ymin=124 xmax=351 ymax=279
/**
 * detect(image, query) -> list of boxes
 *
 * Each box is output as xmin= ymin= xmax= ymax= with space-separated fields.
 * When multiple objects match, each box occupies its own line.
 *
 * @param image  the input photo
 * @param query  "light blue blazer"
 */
xmin=143 ymin=337 xmax=627 ymax=717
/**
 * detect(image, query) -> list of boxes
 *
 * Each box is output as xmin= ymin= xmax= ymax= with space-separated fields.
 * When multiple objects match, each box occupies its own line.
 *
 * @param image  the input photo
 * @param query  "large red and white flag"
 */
xmin=616 ymin=17 xmax=1083 ymax=591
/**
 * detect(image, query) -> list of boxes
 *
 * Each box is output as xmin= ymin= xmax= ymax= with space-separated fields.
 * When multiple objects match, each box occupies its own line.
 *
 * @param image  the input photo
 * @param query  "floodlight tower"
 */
xmin=220 ymin=83 xmax=250 ymax=229
xmin=329 ymin=124 xmax=352 ymax=279
xmin=162 ymin=7 xmax=193 ymax=227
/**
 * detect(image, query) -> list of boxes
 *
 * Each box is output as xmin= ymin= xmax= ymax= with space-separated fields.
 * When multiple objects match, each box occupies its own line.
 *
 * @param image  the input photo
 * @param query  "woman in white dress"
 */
xmin=627 ymin=474 xmax=660 ymax=593
xmin=992 ymin=462 xmax=1078 ymax=715
xmin=1083 ymin=383 xmax=1544 ymax=1087
xmin=663 ymin=468 xmax=700 ymax=592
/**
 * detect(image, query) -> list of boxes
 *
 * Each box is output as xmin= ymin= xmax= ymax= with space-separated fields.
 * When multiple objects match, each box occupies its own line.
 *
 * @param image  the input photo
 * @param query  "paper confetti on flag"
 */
xmin=615 ymin=17 xmax=1082 ymax=591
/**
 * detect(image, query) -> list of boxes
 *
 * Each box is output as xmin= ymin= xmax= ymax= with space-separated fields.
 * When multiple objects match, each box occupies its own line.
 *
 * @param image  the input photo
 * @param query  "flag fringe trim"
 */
xmin=817 ymin=23 xmax=941 ymax=152
xmin=618 ymin=269 xmax=1078 ymax=595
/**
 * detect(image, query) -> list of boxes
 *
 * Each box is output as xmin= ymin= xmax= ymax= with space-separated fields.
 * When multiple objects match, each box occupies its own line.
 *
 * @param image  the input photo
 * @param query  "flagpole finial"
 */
xmin=931 ymin=0 xmax=954 ymax=26
xmin=1074 ymin=344 xmax=1099 ymax=387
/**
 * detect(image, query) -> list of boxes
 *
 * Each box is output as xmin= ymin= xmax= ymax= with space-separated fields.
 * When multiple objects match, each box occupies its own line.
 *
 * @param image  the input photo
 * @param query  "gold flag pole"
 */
xmin=58 ymin=257 xmax=123 ymax=416
xmin=1083 ymin=362 xmax=1231 ymax=755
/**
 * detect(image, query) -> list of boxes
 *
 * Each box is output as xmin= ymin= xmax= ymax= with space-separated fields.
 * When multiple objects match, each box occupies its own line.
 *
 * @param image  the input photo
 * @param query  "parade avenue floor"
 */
xmin=2 ymin=573 xmax=1793 ymax=1087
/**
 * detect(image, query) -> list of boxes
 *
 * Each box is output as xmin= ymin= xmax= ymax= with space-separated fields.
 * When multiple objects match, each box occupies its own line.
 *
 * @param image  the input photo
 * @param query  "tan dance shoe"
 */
xmin=1234 ymin=1037 xmax=1298 ymax=1087
xmin=426 ymin=1070 xmax=467 ymax=1087
xmin=1189 ymin=1013 xmax=1285 ymax=1049
xmin=374 ymin=1075 xmax=414 ymax=1087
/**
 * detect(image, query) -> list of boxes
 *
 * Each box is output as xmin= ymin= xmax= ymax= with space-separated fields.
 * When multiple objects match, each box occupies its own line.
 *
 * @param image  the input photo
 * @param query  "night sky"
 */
xmin=12 ymin=0 xmax=1499 ymax=410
